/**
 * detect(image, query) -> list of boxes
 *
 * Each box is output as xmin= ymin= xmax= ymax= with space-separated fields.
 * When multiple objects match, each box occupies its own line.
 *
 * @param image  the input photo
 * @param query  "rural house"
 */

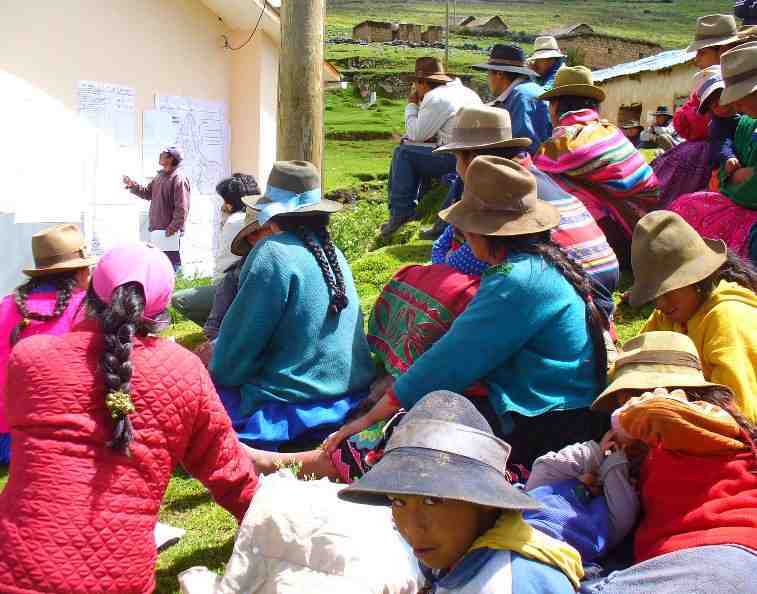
xmin=397 ymin=23 xmax=423 ymax=43
xmin=353 ymin=20 xmax=394 ymax=43
xmin=462 ymin=16 xmax=509 ymax=35
xmin=553 ymin=31 xmax=663 ymax=69
xmin=593 ymin=49 xmax=697 ymax=126
xmin=422 ymin=25 xmax=444 ymax=43
xmin=452 ymin=16 xmax=476 ymax=27
xmin=541 ymin=23 xmax=594 ymax=37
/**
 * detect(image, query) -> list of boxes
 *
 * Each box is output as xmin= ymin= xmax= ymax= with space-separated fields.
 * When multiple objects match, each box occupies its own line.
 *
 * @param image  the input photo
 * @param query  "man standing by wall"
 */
xmin=123 ymin=147 xmax=190 ymax=271
xmin=381 ymin=57 xmax=481 ymax=238
xmin=473 ymin=44 xmax=552 ymax=153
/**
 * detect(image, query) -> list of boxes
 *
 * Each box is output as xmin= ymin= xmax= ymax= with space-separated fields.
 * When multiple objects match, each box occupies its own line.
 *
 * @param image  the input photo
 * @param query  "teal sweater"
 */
xmin=393 ymin=253 xmax=599 ymax=432
xmin=210 ymin=232 xmax=375 ymax=414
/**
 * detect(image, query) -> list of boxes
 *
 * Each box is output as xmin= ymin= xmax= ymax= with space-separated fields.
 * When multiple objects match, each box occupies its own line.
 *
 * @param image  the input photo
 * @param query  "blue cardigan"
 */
xmin=492 ymin=81 xmax=553 ymax=154
xmin=393 ymin=252 xmax=599 ymax=433
xmin=210 ymin=232 xmax=375 ymax=414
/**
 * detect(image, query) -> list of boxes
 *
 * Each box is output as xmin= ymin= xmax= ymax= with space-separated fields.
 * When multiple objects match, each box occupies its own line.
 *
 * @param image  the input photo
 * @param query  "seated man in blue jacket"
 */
xmin=472 ymin=44 xmax=552 ymax=154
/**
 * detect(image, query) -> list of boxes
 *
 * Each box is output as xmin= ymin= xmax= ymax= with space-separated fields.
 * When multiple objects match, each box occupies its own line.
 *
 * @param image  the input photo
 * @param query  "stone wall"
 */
xmin=422 ymin=26 xmax=444 ymax=43
xmin=397 ymin=23 xmax=422 ymax=43
xmin=353 ymin=22 xmax=393 ymax=43
xmin=558 ymin=34 xmax=662 ymax=69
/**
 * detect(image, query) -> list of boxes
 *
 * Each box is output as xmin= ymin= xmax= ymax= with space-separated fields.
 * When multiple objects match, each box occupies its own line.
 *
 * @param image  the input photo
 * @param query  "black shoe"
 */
xmin=419 ymin=218 xmax=448 ymax=240
xmin=380 ymin=213 xmax=417 ymax=238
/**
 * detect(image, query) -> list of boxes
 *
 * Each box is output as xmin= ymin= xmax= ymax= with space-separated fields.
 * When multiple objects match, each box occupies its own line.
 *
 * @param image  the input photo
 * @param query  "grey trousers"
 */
xmin=171 ymin=285 xmax=215 ymax=327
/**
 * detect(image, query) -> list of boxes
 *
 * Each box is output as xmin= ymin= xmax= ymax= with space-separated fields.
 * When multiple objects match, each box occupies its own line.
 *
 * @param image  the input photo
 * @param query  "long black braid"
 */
xmin=86 ymin=282 xmax=158 ymax=455
xmin=10 ymin=272 xmax=80 ymax=346
xmin=696 ymin=251 xmax=757 ymax=297
xmin=487 ymin=231 xmax=609 ymax=387
xmin=274 ymin=213 xmax=349 ymax=315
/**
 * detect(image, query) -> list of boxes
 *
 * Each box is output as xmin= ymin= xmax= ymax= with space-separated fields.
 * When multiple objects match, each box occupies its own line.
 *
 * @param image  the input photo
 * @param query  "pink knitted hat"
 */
xmin=92 ymin=244 xmax=175 ymax=318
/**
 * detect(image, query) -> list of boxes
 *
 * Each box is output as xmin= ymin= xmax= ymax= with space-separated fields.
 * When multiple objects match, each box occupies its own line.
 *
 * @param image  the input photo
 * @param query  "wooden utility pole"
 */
xmin=277 ymin=0 xmax=326 ymax=170
xmin=445 ymin=0 xmax=450 ymax=70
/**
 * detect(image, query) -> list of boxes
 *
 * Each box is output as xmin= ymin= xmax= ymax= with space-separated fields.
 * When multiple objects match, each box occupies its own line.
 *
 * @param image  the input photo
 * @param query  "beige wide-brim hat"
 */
xmin=539 ymin=66 xmax=606 ymax=102
xmin=628 ymin=211 xmax=727 ymax=308
xmin=529 ymin=36 xmax=566 ymax=60
xmin=439 ymin=156 xmax=560 ymax=236
xmin=230 ymin=208 xmax=262 ymax=257
xmin=686 ymin=14 xmax=740 ymax=53
xmin=720 ymin=41 xmax=757 ymax=106
xmin=592 ymin=331 xmax=730 ymax=412
xmin=23 ymin=223 xmax=98 ymax=277
xmin=433 ymin=105 xmax=533 ymax=153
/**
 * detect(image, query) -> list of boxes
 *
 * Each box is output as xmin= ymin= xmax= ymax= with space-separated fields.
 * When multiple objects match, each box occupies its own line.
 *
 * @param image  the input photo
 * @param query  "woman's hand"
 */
xmin=731 ymin=166 xmax=754 ymax=184
xmin=321 ymin=415 xmax=374 ymax=453
xmin=725 ymin=157 xmax=742 ymax=175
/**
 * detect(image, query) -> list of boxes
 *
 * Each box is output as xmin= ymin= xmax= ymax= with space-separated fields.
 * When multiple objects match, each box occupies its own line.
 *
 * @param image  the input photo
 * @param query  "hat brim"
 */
xmin=439 ymin=195 xmax=561 ymax=237
xmin=628 ymin=237 xmax=727 ymax=307
xmin=697 ymin=82 xmax=725 ymax=114
xmin=529 ymin=50 xmax=566 ymax=60
xmin=592 ymin=369 xmax=730 ymax=413
xmin=686 ymin=35 xmax=740 ymax=53
xmin=539 ymin=84 xmax=606 ymax=102
xmin=649 ymin=111 xmax=673 ymax=117
xmin=400 ymin=73 xmax=456 ymax=83
xmin=338 ymin=447 xmax=541 ymax=511
xmin=242 ymin=194 xmax=344 ymax=215
xmin=230 ymin=221 xmax=261 ymax=257
xmin=433 ymin=136 xmax=533 ymax=154
xmin=23 ymin=256 xmax=99 ymax=278
xmin=720 ymin=79 xmax=757 ymax=106
xmin=472 ymin=63 xmax=538 ymax=78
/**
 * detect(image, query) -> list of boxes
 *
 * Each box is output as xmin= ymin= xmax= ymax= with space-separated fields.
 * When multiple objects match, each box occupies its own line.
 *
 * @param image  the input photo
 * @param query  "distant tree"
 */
xmin=566 ymin=47 xmax=586 ymax=67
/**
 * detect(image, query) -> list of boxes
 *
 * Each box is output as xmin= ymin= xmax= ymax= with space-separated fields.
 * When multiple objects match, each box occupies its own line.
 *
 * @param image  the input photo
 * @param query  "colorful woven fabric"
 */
xmin=534 ymin=109 xmax=660 ymax=239
xmin=669 ymin=191 xmax=757 ymax=259
xmin=719 ymin=116 xmax=757 ymax=209
xmin=651 ymin=140 xmax=712 ymax=209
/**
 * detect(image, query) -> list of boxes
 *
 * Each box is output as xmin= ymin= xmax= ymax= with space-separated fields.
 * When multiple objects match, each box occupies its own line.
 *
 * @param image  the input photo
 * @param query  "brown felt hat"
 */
xmin=230 ymin=208 xmax=262 ymax=257
xmin=433 ymin=105 xmax=533 ymax=153
xmin=23 ymin=224 xmax=97 ymax=278
xmin=592 ymin=331 xmax=730 ymax=412
xmin=409 ymin=57 xmax=454 ymax=83
xmin=686 ymin=14 xmax=740 ymax=53
xmin=439 ymin=156 xmax=560 ymax=236
xmin=628 ymin=211 xmax=727 ymax=308
xmin=538 ymin=66 xmax=606 ymax=102
xmin=720 ymin=41 xmax=757 ymax=106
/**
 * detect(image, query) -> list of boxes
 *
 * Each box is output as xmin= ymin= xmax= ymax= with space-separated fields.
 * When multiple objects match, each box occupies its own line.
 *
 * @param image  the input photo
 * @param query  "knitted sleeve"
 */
xmin=181 ymin=362 xmax=258 ymax=522
xmin=526 ymin=441 xmax=603 ymax=490
xmin=673 ymin=94 xmax=710 ymax=141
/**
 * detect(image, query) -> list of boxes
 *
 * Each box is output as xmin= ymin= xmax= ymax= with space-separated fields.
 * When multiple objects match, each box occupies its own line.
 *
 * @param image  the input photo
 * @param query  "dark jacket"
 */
xmin=735 ymin=0 xmax=757 ymax=25
xmin=131 ymin=168 xmax=191 ymax=233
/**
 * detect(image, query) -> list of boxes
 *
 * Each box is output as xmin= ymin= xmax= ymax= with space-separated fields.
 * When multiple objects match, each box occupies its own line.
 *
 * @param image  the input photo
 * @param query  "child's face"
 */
xmin=654 ymin=285 xmax=703 ymax=324
xmin=708 ymin=91 xmax=735 ymax=118
xmin=695 ymin=47 xmax=721 ymax=70
xmin=388 ymin=494 xmax=497 ymax=570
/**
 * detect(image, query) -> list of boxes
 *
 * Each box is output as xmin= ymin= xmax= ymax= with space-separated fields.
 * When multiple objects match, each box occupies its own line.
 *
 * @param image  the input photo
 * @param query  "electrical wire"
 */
xmin=224 ymin=0 xmax=267 ymax=51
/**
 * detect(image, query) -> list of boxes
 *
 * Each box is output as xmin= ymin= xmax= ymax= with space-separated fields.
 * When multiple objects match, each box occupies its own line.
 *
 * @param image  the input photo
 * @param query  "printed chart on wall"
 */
xmin=78 ymin=80 xmax=141 ymax=256
xmin=149 ymin=94 xmax=231 ymax=276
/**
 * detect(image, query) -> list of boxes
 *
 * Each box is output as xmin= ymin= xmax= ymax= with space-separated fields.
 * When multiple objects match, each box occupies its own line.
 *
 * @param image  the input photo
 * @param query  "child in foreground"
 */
xmin=339 ymin=390 xmax=583 ymax=593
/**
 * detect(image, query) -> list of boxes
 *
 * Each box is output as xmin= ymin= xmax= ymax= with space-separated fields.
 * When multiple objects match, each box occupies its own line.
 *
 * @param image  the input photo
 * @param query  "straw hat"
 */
xmin=720 ymin=41 xmax=757 ymax=106
xmin=438 ymin=156 xmax=560 ymax=236
xmin=686 ymin=14 xmax=740 ymax=53
xmin=339 ymin=391 xmax=540 ymax=511
xmin=592 ymin=331 xmax=730 ymax=412
xmin=433 ymin=105 xmax=533 ymax=153
xmin=529 ymin=36 xmax=566 ymax=60
xmin=696 ymin=68 xmax=725 ymax=114
xmin=472 ymin=44 xmax=538 ymax=78
xmin=400 ymin=57 xmax=455 ymax=84
xmin=628 ymin=211 xmax=727 ymax=308
xmin=243 ymin=161 xmax=342 ymax=227
xmin=230 ymin=208 xmax=262 ymax=257
xmin=23 ymin=224 xmax=97 ymax=278
xmin=538 ymin=66 xmax=606 ymax=102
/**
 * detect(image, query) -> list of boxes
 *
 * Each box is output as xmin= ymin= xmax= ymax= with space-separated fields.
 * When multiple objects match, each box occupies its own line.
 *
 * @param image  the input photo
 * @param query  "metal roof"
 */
xmin=593 ymin=49 xmax=695 ymax=83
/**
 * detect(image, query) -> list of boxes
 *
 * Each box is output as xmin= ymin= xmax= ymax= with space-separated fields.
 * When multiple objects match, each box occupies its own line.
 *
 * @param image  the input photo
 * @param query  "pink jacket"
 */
xmin=0 ymin=322 xmax=258 ymax=594
xmin=673 ymin=93 xmax=711 ymax=141
xmin=0 ymin=289 xmax=86 ymax=433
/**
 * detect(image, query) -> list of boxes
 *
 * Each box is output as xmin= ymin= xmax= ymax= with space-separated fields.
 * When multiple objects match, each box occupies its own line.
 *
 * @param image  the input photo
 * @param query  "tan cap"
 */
xmin=628 ymin=211 xmax=727 ymax=308
xmin=720 ymin=41 xmax=757 ymax=106
xmin=434 ymin=105 xmax=533 ymax=154
xmin=439 ymin=156 xmax=560 ymax=236
xmin=23 ymin=224 xmax=97 ymax=278
xmin=538 ymin=66 xmax=606 ymax=102
xmin=686 ymin=14 xmax=739 ymax=53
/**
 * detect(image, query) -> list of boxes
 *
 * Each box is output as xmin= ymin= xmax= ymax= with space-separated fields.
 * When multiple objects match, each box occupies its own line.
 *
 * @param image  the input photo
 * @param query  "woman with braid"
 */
xmin=0 ymin=224 xmax=95 ymax=464
xmin=0 ymin=243 xmax=258 ymax=594
xmin=210 ymin=161 xmax=375 ymax=451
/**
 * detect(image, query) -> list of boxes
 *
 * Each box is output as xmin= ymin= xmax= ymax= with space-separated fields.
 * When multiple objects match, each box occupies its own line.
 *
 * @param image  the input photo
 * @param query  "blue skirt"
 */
xmin=0 ymin=433 xmax=10 ymax=465
xmin=216 ymin=387 xmax=366 ymax=451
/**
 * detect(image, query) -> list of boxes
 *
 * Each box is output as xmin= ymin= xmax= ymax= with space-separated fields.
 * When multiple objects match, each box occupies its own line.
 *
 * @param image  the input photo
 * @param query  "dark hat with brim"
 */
xmin=472 ymin=44 xmax=538 ymax=78
xmin=230 ymin=208 xmax=262 ymax=257
xmin=650 ymin=106 xmax=673 ymax=117
xmin=243 ymin=161 xmax=342 ymax=226
xmin=339 ymin=391 xmax=540 ymax=512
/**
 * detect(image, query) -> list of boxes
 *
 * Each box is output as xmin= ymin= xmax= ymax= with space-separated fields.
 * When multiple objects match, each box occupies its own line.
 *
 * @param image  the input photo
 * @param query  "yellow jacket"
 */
xmin=642 ymin=281 xmax=757 ymax=422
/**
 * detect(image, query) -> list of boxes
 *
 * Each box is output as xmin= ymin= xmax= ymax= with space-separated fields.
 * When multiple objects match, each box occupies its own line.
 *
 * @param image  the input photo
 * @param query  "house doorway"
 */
xmin=618 ymin=103 xmax=642 ymax=125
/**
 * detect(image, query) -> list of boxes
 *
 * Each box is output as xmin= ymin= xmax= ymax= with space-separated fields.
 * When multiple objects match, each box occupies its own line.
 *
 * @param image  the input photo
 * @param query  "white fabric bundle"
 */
xmin=179 ymin=470 xmax=422 ymax=594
